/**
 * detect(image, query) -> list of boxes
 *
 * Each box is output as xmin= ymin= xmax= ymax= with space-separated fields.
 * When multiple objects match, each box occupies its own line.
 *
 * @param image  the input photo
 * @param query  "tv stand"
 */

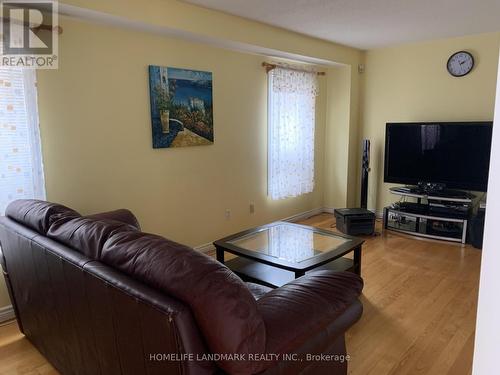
xmin=383 ymin=186 xmax=474 ymax=243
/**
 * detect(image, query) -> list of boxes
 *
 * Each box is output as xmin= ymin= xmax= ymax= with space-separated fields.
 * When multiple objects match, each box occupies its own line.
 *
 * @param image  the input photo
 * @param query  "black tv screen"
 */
xmin=384 ymin=122 xmax=493 ymax=191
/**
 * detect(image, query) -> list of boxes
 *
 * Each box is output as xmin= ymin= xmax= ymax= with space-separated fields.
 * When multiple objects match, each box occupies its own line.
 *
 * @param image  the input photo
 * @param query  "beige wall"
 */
xmin=35 ymin=16 xmax=331 ymax=247
xmin=360 ymin=32 xmax=500 ymax=212
xmin=0 ymin=1 xmax=363 ymax=310
xmin=59 ymin=0 xmax=364 ymax=210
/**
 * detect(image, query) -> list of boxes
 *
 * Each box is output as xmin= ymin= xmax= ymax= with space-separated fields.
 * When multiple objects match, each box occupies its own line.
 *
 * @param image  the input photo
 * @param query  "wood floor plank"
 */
xmin=0 ymin=321 xmax=58 ymax=375
xmin=0 ymin=213 xmax=481 ymax=375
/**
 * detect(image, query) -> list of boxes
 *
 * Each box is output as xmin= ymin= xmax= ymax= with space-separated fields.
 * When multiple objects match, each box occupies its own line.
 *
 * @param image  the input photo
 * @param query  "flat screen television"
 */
xmin=384 ymin=122 xmax=493 ymax=192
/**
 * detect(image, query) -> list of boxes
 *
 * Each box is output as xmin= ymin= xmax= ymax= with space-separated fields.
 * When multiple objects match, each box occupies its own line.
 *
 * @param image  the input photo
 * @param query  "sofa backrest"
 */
xmin=47 ymin=216 xmax=137 ymax=259
xmin=86 ymin=209 xmax=141 ymax=230
xmin=5 ymin=199 xmax=79 ymax=234
xmin=0 ymin=216 xmax=214 ymax=374
xmin=1 ymin=200 xmax=215 ymax=374
xmin=6 ymin=200 xmax=141 ymax=260
xmin=2 ymin=199 xmax=267 ymax=375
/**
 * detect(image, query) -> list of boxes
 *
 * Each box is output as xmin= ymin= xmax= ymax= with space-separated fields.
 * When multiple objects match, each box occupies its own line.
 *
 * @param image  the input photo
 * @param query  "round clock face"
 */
xmin=447 ymin=51 xmax=474 ymax=77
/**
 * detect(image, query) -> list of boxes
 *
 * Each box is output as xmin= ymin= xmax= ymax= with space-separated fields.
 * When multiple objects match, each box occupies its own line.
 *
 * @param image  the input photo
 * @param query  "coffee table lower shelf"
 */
xmin=225 ymin=256 xmax=354 ymax=289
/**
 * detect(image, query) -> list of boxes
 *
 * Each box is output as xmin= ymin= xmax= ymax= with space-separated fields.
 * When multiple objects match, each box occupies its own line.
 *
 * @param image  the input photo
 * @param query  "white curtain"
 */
xmin=268 ymin=67 xmax=318 ymax=200
xmin=0 ymin=69 xmax=45 ymax=215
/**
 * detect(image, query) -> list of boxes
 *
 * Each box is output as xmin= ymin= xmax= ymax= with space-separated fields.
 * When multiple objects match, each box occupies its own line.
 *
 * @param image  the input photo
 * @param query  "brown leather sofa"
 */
xmin=0 ymin=199 xmax=364 ymax=375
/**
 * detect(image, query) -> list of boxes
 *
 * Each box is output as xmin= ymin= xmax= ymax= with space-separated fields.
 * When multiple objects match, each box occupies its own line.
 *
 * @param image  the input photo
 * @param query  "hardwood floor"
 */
xmin=0 ymin=320 xmax=57 ymax=374
xmin=0 ymin=213 xmax=481 ymax=375
xmin=299 ymin=213 xmax=480 ymax=375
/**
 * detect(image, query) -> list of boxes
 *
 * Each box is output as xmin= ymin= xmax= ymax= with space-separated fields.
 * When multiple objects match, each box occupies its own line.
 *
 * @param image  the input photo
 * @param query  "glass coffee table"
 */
xmin=213 ymin=221 xmax=364 ymax=288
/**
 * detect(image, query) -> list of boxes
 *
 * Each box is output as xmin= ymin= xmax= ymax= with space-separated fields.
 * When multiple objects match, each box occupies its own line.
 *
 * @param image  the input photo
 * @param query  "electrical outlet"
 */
xmin=249 ymin=203 xmax=255 ymax=214
xmin=225 ymin=209 xmax=231 ymax=220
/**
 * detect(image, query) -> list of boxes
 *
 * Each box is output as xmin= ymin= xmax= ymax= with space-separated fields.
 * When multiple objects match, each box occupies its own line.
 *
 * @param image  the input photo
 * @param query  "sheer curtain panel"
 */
xmin=268 ymin=67 xmax=318 ymax=200
xmin=0 ymin=68 xmax=45 ymax=214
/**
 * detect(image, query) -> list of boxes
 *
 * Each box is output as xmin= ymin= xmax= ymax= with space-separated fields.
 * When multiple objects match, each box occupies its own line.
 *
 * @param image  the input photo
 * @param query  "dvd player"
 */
xmin=428 ymin=204 xmax=469 ymax=219
xmin=391 ymin=202 xmax=428 ymax=214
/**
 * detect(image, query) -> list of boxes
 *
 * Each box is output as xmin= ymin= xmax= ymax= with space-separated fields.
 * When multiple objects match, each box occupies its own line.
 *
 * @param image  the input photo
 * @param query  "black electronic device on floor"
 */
xmin=334 ymin=208 xmax=375 ymax=236
xmin=360 ymin=139 xmax=370 ymax=209
xmin=334 ymin=139 xmax=376 ymax=236
xmin=469 ymin=202 xmax=486 ymax=249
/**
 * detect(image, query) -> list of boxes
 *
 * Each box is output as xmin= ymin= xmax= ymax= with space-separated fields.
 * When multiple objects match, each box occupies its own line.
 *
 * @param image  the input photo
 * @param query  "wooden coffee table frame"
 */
xmin=214 ymin=221 xmax=364 ymax=288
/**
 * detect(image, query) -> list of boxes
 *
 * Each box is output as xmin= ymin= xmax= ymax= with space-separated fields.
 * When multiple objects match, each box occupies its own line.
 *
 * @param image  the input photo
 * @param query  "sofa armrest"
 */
xmin=257 ymin=270 xmax=363 ymax=355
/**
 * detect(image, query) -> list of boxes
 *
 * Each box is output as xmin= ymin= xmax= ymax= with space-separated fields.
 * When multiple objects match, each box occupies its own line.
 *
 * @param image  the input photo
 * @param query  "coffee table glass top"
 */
xmin=227 ymin=222 xmax=351 ymax=263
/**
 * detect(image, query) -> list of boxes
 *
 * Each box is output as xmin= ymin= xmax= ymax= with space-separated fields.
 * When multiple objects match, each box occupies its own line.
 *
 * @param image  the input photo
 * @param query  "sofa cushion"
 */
xmin=86 ymin=209 xmax=141 ymax=230
xmin=101 ymin=231 xmax=266 ymax=375
xmin=47 ymin=216 xmax=137 ymax=259
xmin=5 ymin=199 xmax=80 ymax=235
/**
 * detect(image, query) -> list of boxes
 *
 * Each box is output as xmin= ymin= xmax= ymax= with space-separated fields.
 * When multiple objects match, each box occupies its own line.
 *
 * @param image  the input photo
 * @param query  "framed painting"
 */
xmin=148 ymin=66 xmax=214 ymax=148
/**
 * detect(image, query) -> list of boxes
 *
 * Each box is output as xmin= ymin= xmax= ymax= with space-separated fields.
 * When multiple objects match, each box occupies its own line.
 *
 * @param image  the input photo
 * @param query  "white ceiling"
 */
xmin=184 ymin=0 xmax=500 ymax=50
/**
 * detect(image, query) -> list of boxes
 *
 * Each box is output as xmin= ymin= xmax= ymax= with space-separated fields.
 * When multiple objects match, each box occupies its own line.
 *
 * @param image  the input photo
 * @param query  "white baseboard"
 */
xmin=374 ymin=209 xmax=384 ymax=219
xmin=281 ymin=207 xmax=325 ymax=222
xmin=0 ymin=305 xmax=15 ymax=323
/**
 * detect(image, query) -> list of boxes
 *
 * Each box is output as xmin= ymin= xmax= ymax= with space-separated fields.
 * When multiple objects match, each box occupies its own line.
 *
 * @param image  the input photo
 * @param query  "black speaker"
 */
xmin=469 ymin=208 xmax=485 ymax=249
xmin=360 ymin=139 xmax=370 ymax=209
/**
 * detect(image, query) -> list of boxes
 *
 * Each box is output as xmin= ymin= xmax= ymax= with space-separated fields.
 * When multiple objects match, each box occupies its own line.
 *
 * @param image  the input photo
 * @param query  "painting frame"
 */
xmin=148 ymin=65 xmax=214 ymax=148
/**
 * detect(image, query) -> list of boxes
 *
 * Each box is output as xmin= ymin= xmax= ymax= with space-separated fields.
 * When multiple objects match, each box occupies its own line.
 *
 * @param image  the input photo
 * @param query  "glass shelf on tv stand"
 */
xmin=389 ymin=186 xmax=474 ymax=204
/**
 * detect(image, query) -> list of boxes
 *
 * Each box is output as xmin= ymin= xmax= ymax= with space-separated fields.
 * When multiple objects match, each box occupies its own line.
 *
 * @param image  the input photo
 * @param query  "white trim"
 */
xmin=374 ymin=209 xmax=384 ymax=219
xmin=281 ymin=207 xmax=325 ymax=222
xmin=0 ymin=305 xmax=15 ymax=323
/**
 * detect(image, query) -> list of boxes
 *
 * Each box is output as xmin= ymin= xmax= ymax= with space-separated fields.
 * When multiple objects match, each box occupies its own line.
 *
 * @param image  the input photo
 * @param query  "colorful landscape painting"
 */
xmin=148 ymin=66 xmax=214 ymax=148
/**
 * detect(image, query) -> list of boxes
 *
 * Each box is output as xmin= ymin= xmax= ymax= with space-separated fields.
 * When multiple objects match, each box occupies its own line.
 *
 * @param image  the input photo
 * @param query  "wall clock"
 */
xmin=447 ymin=51 xmax=474 ymax=77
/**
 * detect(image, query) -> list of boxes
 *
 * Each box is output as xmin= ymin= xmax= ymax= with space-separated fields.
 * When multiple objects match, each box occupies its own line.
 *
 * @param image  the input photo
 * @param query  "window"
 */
xmin=267 ymin=67 xmax=318 ymax=200
xmin=0 ymin=68 xmax=45 ymax=214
